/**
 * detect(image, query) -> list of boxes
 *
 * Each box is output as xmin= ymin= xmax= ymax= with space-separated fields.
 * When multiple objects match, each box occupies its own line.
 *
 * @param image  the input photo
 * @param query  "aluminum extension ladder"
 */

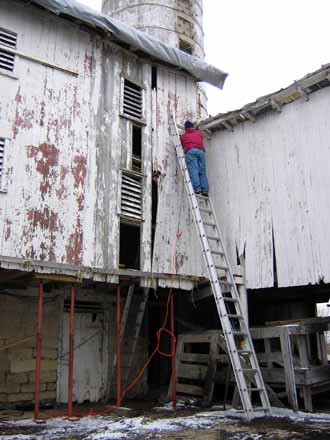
xmin=169 ymin=115 xmax=271 ymax=419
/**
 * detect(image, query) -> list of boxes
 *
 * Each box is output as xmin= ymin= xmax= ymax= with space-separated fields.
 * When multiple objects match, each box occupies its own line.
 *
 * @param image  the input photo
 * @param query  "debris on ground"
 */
xmin=1 ymin=404 xmax=330 ymax=439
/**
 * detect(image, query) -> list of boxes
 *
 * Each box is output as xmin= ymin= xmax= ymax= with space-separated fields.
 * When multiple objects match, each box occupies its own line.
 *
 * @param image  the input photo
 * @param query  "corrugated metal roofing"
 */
xmin=29 ymin=0 xmax=228 ymax=89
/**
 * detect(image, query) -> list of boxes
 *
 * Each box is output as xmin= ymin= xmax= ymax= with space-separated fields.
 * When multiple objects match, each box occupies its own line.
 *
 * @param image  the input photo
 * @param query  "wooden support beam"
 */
xmin=243 ymin=111 xmax=256 ymax=122
xmin=280 ymin=327 xmax=299 ymax=411
xmin=221 ymin=121 xmax=234 ymax=131
xmin=33 ymin=273 xmax=83 ymax=284
xmin=296 ymin=85 xmax=310 ymax=101
xmin=270 ymin=99 xmax=282 ymax=112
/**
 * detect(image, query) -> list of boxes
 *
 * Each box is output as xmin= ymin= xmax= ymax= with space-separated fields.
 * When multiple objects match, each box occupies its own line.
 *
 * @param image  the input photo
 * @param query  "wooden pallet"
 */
xmin=168 ymin=332 xmax=222 ymax=403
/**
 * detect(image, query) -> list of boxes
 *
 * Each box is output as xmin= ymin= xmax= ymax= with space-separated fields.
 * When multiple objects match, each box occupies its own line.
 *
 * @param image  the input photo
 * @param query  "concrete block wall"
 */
xmin=0 ymin=289 xmax=61 ymax=406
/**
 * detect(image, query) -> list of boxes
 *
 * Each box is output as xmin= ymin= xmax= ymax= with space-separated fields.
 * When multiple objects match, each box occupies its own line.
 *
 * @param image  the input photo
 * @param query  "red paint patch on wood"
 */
xmin=27 ymin=143 xmax=59 ymax=196
xmin=4 ymin=219 xmax=12 ymax=241
xmin=72 ymin=155 xmax=87 ymax=189
xmin=27 ymin=208 xmax=59 ymax=232
xmin=56 ymin=166 xmax=69 ymax=199
xmin=39 ymin=101 xmax=46 ymax=127
xmin=66 ymin=219 xmax=83 ymax=265
xmin=77 ymin=193 xmax=85 ymax=211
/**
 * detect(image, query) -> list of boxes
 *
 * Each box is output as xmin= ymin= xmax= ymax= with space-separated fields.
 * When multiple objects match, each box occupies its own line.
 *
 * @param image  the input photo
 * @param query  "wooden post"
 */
xmin=170 ymin=292 xmax=176 ymax=409
xmin=297 ymin=334 xmax=313 ymax=411
xmin=238 ymin=256 xmax=249 ymax=326
xmin=116 ymin=286 xmax=122 ymax=407
xmin=68 ymin=286 xmax=75 ymax=418
xmin=280 ymin=327 xmax=298 ymax=411
xmin=34 ymin=282 xmax=43 ymax=421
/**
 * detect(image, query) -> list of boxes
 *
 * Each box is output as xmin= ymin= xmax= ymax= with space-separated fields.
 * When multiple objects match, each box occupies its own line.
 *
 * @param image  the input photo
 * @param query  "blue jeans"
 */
xmin=185 ymin=148 xmax=209 ymax=193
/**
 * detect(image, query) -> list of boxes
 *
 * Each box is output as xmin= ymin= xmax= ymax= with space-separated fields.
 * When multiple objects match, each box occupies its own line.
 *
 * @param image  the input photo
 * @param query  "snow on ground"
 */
xmin=2 ymin=405 xmax=330 ymax=440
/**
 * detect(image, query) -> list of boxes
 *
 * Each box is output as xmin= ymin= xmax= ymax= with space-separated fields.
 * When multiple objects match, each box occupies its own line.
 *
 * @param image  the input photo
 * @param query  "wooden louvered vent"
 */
xmin=121 ymin=171 xmax=143 ymax=221
xmin=0 ymin=138 xmax=5 ymax=182
xmin=0 ymin=28 xmax=17 ymax=72
xmin=123 ymin=79 xmax=143 ymax=120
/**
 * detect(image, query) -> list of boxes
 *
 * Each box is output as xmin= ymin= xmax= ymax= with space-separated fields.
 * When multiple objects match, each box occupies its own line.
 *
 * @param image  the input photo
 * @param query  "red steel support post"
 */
xmin=34 ymin=282 xmax=43 ymax=421
xmin=68 ymin=286 xmax=75 ymax=418
xmin=170 ymin=292 xmax=176 ymax=408
xmin=116 ymin=286 xmax=121 ymax=407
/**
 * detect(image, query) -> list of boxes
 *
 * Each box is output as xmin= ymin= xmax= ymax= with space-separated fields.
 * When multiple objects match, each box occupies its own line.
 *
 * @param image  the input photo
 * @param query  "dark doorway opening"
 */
xmin=151 ymin=177 xmax=159 ymax=258
xmin=132 ymin=125 xmax=142 ymax=172
xmin=147 ymin=290 xmax=173 ymax=389
xmin=151 ymin=66 xmax=157 ymax=90
xmin=119 ymin=222 xmax=140 ymax=270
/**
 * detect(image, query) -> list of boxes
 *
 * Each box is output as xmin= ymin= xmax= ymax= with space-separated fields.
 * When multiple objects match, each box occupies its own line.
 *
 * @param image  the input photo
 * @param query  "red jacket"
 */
xmin=180 ymin=128 xmax=204 ymax=153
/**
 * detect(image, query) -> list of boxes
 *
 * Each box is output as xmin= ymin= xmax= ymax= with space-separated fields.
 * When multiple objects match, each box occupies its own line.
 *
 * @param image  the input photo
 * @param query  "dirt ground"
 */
xmin=1 ymin=405 xmax=330 ymax=440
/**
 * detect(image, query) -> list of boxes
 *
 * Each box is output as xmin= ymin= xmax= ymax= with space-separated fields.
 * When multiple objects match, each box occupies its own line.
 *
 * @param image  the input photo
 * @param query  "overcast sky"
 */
xmin=78 ymin=0 xmax=330 ymax=116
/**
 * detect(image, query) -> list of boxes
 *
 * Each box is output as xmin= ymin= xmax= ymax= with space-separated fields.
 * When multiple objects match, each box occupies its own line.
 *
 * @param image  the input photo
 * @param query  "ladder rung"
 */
xmin=243 ymin=368 xmax=257 ymax=373
xmin=204 ymin=222 xmax=216 ymax=227
xmin=248 ymin=387 xmax=265 ymax=392
xmin=227 ymin=314 xmax=243 ymax=319
xmin=206 ymin=236 xmax=220 ymax=241
xmin=237 ymin=349 xmax=252 ymax=354
xmin=220 ymin=281 xmax=233 ymax=286
xmin=232 ymin=331 xmax=248 ymax=336
xmin=199 ymin=207 xmax=212 ymax=213
xmin=223 ymin=297 xmax=238 ymax=303
xmin=214 ymin=265 xmax=228 ymax=271
xmin=211 ymin=250 xmax=224 ymax=256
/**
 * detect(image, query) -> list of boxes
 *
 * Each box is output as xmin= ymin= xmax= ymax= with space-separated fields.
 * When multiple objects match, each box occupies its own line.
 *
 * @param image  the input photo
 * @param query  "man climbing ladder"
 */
xmin=170 ymin=114 xmax=271 ymax=419
xmin=180 ymin=120 xmax=209 ymax=196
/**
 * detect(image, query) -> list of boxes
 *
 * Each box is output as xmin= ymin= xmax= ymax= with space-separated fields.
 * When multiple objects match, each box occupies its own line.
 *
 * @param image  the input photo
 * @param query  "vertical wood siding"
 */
xmin=208 ymin=87 xmax=330 ymax=289
xmin=151 ymin=67 xmax=205 ymax=286
xmin=0 ymin=1 xmax=102 ymax=268
xmin=0 ymin=2 xmax=203 ymax=287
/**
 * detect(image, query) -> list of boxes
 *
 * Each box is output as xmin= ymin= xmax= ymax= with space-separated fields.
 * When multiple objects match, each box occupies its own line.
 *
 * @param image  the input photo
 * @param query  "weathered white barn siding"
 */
xmin=0 ymin=2 xmax=155 ymax=278
xmin=0 ymin=0 xmax=102 ymax=269
xmin=151 ymin=67 xmax=205 ymax=285
xmin=0 ymin=1 xmax=208 ymax=287
xmin=208 ymin=86 xmax=330 ymax=289
xmin=94 ymin=43 xmax=153 ymax=274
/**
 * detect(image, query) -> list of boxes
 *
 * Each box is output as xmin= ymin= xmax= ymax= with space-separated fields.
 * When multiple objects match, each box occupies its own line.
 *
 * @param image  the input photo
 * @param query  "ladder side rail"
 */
xmin=207 ymin=197 xmax=241 ymax=300
xmin=208 ymin=195 xmax=271 ymax=410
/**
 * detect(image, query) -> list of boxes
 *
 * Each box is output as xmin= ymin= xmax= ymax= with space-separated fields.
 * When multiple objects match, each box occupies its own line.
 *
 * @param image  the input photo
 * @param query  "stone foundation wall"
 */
xmin=0 ymin=290 xmax=61 ymax=406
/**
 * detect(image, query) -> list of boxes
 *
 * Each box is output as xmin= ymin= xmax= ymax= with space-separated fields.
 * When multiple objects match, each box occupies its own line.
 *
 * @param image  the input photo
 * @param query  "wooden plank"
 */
xmin=177 ymin=363 xmax=207 ymax=380
xmin=203 ymin=334 xmax=219 ymax=403
xmin=297 ymin=334 xmax=312 ymax=411
xmin=179 ymin=334 xmax=215 ymax=344
xmin=180 ymin=353 xmax=210 ymax=364
xmin=264 ymin=338 xmax=273 ymax=368
xmin=317 ymin=332 xmax=328 ymax=365
xmin=167 ymin=336 xmax=184 ymax=400
xmin=280 ymin=327 xmax=299 ymax=411
xmin=176 ymin=383 xmax=203 ymax=397
xmin=303 ymin=386 xmax=313 ymax=412
xmin=266 ymin=316 xmax=330 ymax=327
